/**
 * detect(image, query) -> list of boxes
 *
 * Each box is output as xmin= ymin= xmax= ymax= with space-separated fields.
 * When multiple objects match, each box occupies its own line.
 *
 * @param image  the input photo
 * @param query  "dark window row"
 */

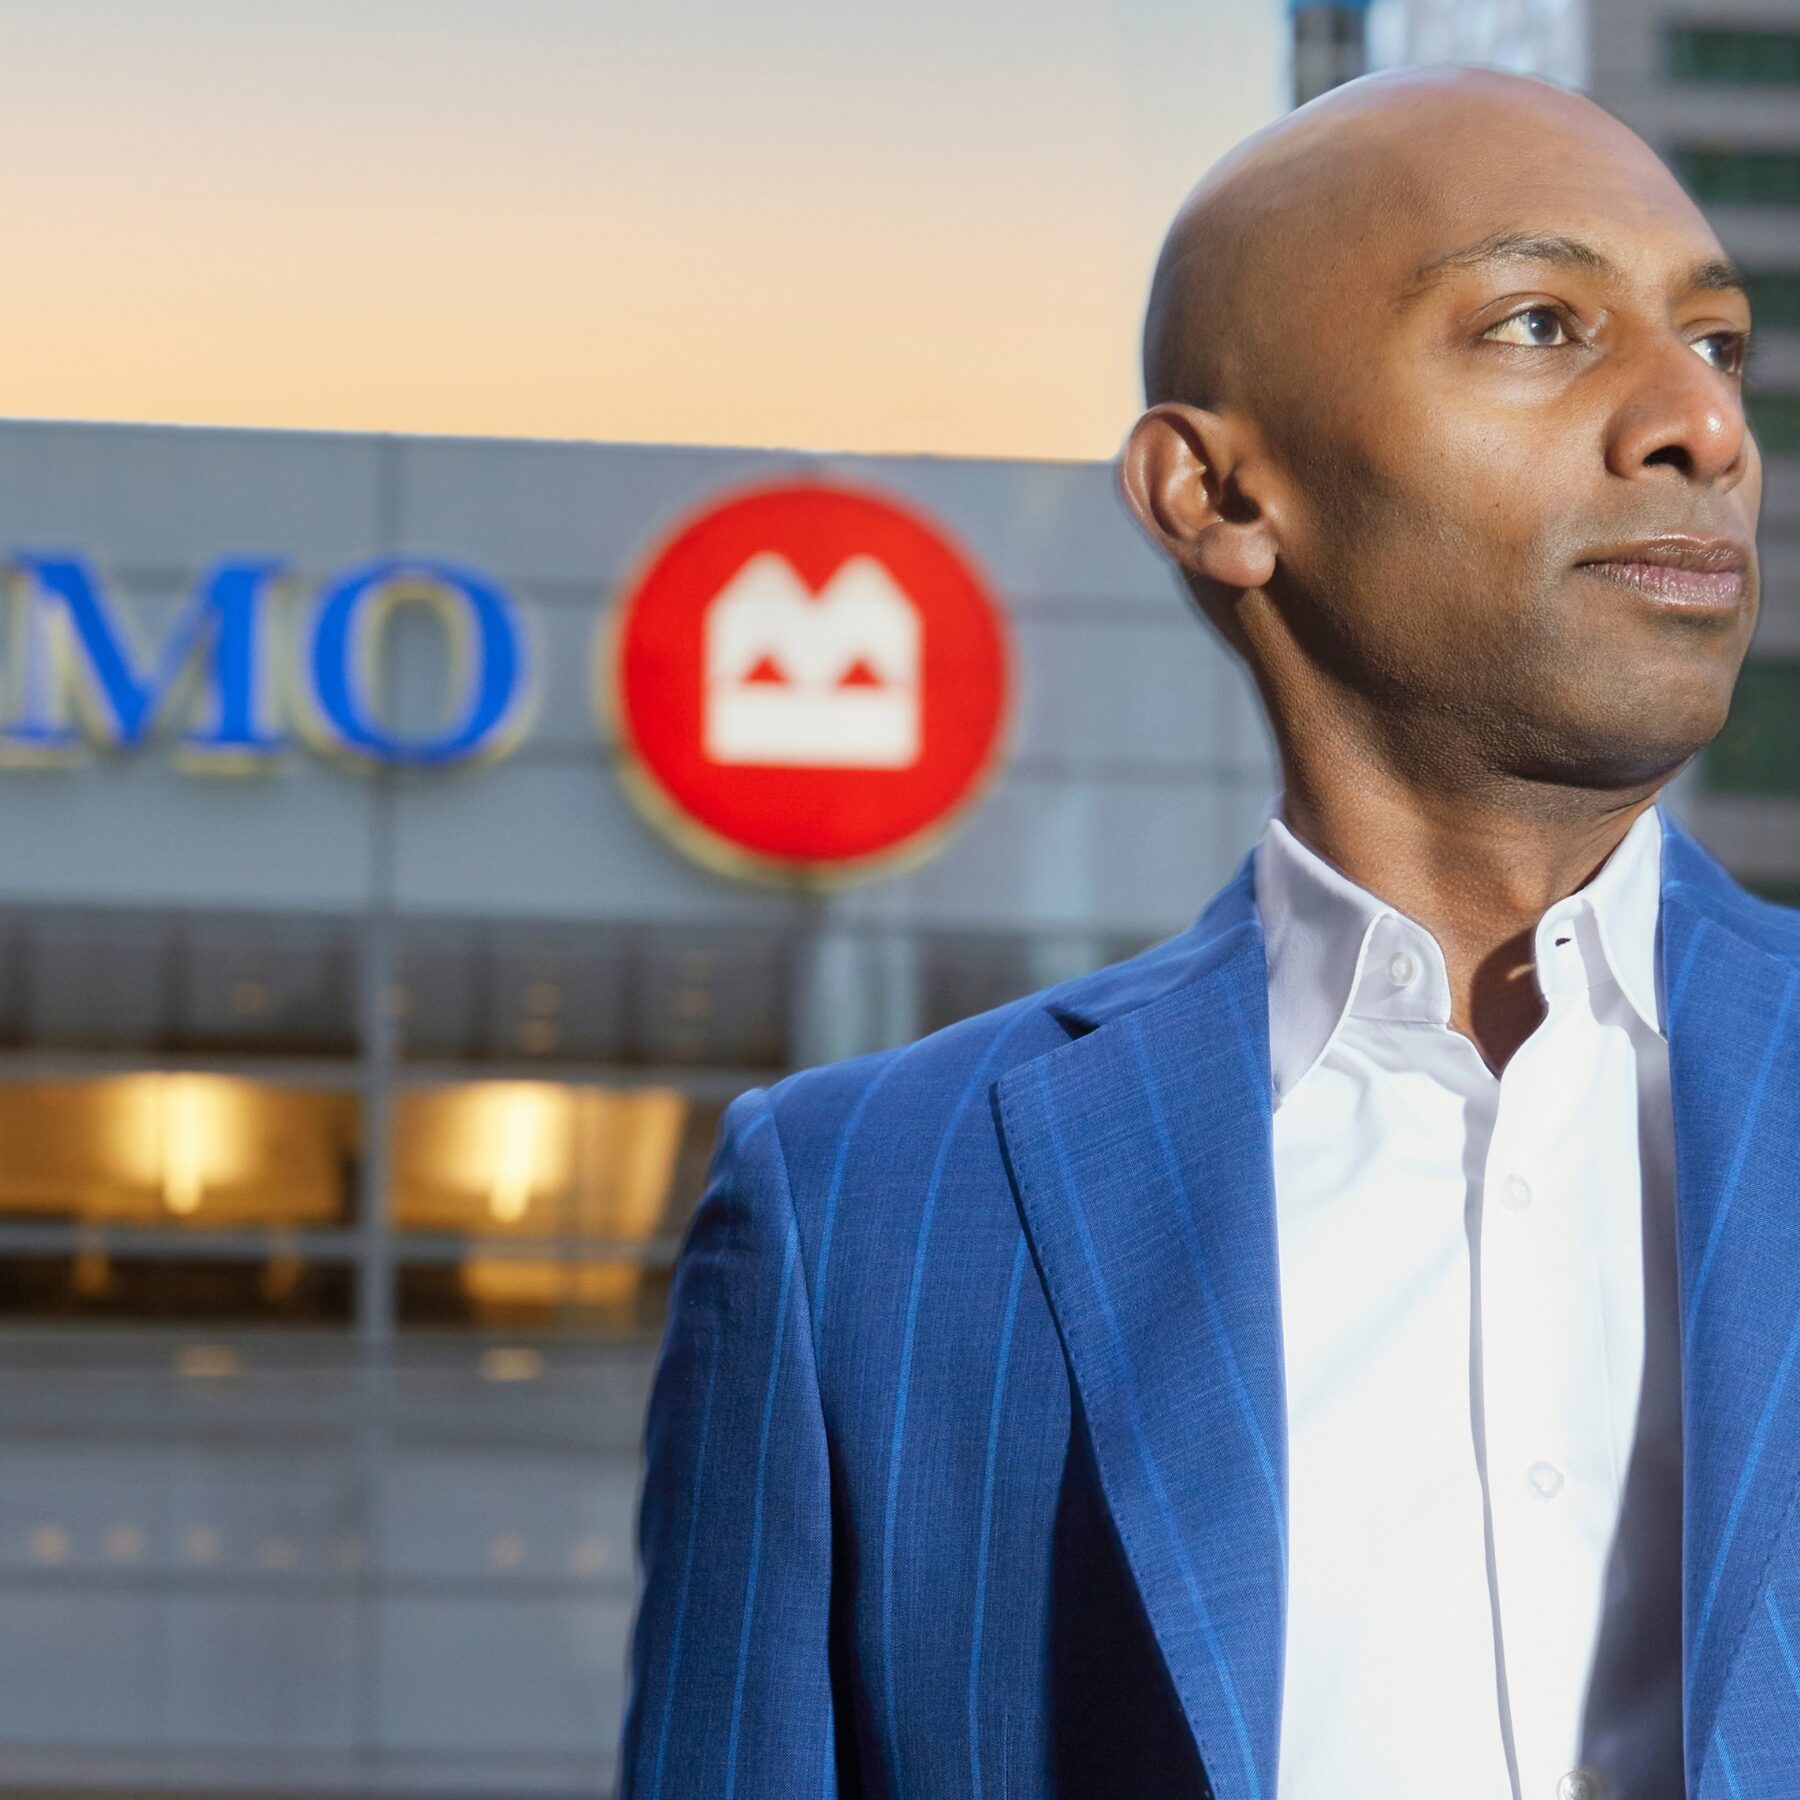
xmin=1673 ymin=145 xmax=1800 ymax=208
xmin=0 ymin=1075 xmax=722 ymax=1243
xmin=1745 ymin=270 xmax=1800 ymax=332
xmin=1669 ymin=25 xmax=1800 ymax=85
xmin=1706 ymin=656 xmax=1800 ymax=799
xmin=0 ymin=1252 xmax=676 ymax=1335
xmin=1751 ymin=394 xmax=1800 ymax=455
xmin=0 ymin=914 xmax=1140 ymax=1072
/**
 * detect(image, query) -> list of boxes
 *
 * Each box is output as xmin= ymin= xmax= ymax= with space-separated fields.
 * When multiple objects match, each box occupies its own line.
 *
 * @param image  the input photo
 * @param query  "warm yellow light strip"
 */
xmin=161 ymin=1075 xmax=206 ymax=1216
xmin=487 ymin=1084 xmax=559 ymax=1224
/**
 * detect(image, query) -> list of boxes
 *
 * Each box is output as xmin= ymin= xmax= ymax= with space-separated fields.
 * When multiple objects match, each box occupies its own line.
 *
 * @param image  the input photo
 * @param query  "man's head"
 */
xmin=1120 ymin=67 xmax=1759 ymax=801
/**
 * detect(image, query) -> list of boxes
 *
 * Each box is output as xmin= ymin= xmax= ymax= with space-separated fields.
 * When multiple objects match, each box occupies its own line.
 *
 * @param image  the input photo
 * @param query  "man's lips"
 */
xmin=1574 ymin=536 xmax=1751 ymax=608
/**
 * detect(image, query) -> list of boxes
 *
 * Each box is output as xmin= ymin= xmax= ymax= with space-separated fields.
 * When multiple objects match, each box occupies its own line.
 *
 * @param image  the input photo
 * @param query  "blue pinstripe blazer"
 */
xmin=619 ymin=807 xmax=1800 ymax=1799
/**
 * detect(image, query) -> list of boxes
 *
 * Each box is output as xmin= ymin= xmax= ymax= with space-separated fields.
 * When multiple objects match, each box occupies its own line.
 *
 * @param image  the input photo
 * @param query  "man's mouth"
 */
xmin=1574 ymin=536 xmax=1751 ymax=609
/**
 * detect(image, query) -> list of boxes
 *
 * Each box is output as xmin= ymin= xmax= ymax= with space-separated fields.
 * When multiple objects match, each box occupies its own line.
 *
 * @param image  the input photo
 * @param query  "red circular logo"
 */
xmin=609 ymin=482 xmax=1011 ymax=880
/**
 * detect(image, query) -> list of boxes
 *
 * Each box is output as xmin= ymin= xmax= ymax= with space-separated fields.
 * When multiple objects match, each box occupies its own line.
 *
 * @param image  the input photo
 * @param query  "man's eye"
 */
xmin=1482 ymin=306 xmax=1569 ymax=347
xmin=1693 ymin=331 xmax=1748 ymax=376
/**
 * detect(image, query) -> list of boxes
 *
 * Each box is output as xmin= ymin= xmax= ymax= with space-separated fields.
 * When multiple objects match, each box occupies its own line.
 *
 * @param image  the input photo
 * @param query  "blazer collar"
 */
xmin=1052 ymin=797 xmax=1696 ymax=1048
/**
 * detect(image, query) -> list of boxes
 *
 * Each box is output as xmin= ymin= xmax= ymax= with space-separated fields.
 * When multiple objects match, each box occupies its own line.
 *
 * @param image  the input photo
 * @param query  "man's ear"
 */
xmin=1117 ymin=403 xmax=1278 ymax=592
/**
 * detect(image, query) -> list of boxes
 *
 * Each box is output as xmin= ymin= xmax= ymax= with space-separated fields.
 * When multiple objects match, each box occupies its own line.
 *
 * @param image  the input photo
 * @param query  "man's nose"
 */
xmin=1604 ymin=340 xmax=1749 ymax=488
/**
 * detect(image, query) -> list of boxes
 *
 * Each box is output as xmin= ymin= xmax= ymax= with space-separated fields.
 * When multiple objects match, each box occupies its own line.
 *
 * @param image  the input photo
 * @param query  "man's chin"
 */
xmin=1494 ymin=682 xmax=1725 ymax=791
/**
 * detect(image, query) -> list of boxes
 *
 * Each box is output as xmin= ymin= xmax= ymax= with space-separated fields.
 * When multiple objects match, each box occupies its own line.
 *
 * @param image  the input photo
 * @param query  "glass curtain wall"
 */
xmin=0 ymin=907 xmax=1144 ymax=1341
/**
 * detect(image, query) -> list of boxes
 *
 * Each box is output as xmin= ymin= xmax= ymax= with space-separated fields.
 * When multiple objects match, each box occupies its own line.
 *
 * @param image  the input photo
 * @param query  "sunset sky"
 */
xmin=0 ymin=1 xmax=1283 ymax=461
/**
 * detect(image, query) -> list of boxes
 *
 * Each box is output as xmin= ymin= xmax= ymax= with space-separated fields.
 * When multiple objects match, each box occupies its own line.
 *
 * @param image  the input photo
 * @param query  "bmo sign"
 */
xmin=1 ymin=478 xmax=1013 ymax=884
xmin=610 ymin=483 xmax=1011 ymax=882
xmin=0 ymin=553 xmax=527 ymax=769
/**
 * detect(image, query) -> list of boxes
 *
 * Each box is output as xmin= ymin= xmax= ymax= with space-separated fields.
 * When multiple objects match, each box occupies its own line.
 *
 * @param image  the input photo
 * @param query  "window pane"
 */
xmin=1668 ymin=26 xmax=1800 ymax=85
xmin=0 ymin=912 xmax=358 ymax=1057
xmin=1744 ymin=271 xmax=1800 ymax=332
xmin=0 ymin=1252 xmax=354 ymax=1324
xmin=1672 ymin=146 xmax=1800 ymax=205
xmin=396 ymin=922 xmax=791 ymax=1070
xmin=389 ymin=1082 xmax=726 ymax=1336
xmin=395 ymin=1259 xmax=672 ymax=1334
xmin=1704 ymin=658 xmax=1800 ymax=796
xmin=1747 ymin=878 xmax=1800 ymax=907
xmin=0 ymin=1076 xmax=358 ymax=1227
xmin=1751 ymin=394 xmax=1800 ymax=454
xmin=390 ymin=1083 xmax=707 ymax=1239
xmin=169 ymin=915 xmax=360 ymax=1055
xmin=917 ymin=930 xmax=1151 ymax=1036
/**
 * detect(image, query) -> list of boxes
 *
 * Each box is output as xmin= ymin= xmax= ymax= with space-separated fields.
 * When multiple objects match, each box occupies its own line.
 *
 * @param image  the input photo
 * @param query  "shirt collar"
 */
xmin=1252 ymin=798 xmax=1664 ymax=1106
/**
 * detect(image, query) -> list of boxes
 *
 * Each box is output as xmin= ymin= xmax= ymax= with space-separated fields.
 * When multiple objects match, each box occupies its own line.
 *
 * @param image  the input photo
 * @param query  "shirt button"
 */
xmin=1501 ymin=1174 xmax=1533 ymax=1213
xmin=1385 ymin=950 xmax=1418 ymax=988
xmin=1558 ymin=1771 xmax=1601 ymax=1800
xmin=1528 ymin=1461 xmax=1565 ymax=1499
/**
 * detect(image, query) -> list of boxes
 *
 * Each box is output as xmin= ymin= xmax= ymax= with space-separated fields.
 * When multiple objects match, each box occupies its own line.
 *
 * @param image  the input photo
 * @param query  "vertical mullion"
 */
xmin=355 ymin=890 xmax=397 ymax=1345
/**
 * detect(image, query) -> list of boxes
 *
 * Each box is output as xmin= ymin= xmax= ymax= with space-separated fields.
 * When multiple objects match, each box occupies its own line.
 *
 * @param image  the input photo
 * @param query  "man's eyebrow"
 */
xmin=1396 ymin=230 xmax=1617 ymax=308
xmin=1687 ymin=255 xmax=1748 ymax=298
xmin=1397 ymin=233 xmax=1752 ymax=312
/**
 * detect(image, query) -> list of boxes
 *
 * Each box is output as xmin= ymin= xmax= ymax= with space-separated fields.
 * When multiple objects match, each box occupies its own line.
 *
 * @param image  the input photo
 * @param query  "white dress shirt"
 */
xmin=1255 ymin=802 xmax=1683 ymax=1800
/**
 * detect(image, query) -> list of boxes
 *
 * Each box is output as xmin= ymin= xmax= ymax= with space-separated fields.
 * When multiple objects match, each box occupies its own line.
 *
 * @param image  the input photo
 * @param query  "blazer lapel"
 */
xmin=994 ymin=863 xmax=1286 ymax=1800
xmin=1661 ymin=816 xmax=1800 ymax=1787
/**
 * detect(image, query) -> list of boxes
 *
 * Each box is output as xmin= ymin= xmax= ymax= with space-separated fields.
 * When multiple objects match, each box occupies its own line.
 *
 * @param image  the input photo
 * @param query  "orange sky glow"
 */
xmin=0 ymin=1 xmax=1282 ymax=460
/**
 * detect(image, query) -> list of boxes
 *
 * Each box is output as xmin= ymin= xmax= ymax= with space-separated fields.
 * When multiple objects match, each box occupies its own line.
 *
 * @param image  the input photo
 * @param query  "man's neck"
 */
xmin=1275 ymin=772 xmax=1663 ymax=1073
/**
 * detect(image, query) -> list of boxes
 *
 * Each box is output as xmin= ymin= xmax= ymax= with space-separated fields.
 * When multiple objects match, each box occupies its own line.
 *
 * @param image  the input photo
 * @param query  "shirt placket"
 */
xmin=1476 ymin=997 xmax=1621 ymax=1800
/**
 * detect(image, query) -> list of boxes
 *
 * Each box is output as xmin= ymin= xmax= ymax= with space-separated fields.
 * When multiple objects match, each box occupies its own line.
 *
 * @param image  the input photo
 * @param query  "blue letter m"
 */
xmin=3 ymin=555 xmax=285 ymax=762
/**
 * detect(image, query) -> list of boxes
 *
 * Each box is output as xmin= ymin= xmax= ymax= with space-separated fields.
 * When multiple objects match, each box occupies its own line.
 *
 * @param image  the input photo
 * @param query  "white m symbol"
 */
xmin=702 ymin=553 xmax=922 ymax=768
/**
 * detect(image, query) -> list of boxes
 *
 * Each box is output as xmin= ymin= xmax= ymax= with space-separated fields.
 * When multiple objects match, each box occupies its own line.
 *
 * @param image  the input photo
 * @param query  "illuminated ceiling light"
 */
xmin=488 ymin=1086 xmax=551 ymax=1223
xmin=174 ymin=1343 xmax=242 ymax=1379
xmin=570 ymin=1536 xmax=610 ymax=1577
xmin=28 ymin=1524 xmax=69 ymax=1565
xmin=160 ymin=1075 xmax=206 ymax=1216
xmin=183 ymin=1525 xmax=222 ymax=1563
xmin=609 ymin=1089 xmax=686 ymax=1240
xmin=480 ymin=1345 xmax=544 ymax=1382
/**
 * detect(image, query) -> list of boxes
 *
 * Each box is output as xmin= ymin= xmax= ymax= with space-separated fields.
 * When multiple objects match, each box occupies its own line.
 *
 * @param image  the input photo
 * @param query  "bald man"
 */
xmin=620 ymin=69 xmax=1795 ymax=1800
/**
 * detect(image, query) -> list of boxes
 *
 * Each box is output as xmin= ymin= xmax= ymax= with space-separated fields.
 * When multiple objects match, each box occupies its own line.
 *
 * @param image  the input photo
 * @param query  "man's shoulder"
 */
xmin=764 ymin=990 xmax=1053 ymax=1148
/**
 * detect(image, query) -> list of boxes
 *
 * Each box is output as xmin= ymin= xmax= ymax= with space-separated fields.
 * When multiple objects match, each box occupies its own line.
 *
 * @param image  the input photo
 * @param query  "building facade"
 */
xmin=0 ymin=420 xmax=1278 ymax=1796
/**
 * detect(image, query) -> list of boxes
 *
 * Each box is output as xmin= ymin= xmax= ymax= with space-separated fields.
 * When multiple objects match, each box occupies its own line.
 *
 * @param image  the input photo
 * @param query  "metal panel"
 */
xmin=0 ymin=759 xmax=379 ymax=913
xmin=0 ymin=422 xmax=388 ymax=569
xmin=391 ymin=436 xmax=1174 ymax=607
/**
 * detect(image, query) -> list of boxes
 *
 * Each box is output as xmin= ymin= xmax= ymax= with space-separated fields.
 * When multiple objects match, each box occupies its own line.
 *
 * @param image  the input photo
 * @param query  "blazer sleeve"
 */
xmin=617 ymin=1087 xmax=838 ymax=1799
